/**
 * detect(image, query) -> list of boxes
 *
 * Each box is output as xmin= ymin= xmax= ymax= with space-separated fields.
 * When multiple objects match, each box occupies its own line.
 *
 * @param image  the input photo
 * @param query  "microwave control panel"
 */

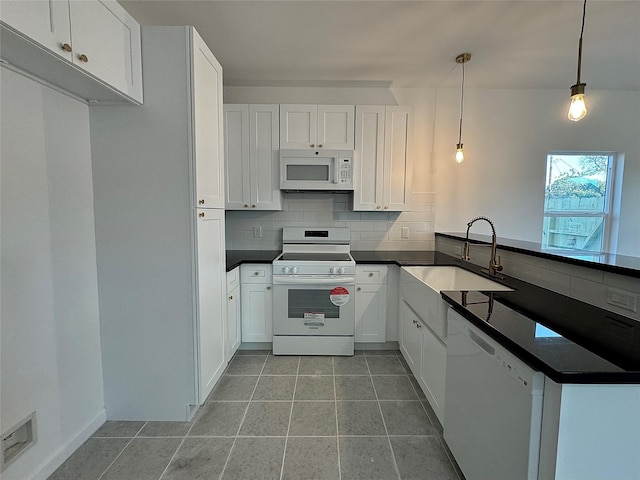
xmin=338 ymin=157 xmax=352 ymax=184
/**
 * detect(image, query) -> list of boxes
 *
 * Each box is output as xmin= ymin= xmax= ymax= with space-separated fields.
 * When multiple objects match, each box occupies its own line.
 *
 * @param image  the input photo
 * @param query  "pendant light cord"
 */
xmin=576 ymin=0 xmax=587 ymax=84
xmin=458 ymin=59 xmax=465 ymax=145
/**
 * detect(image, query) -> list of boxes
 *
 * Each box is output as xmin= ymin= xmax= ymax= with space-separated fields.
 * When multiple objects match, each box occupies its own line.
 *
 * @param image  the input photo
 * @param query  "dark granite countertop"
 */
xmin=440 ymin=267 xmax=640 ymax=384
xmin=351 ymin=250 xmax=453 ymax=266
xmin=436 ymin=231 xmax=640 ymax=278
xmin=226 ymin=250 xmax=280 ymax=271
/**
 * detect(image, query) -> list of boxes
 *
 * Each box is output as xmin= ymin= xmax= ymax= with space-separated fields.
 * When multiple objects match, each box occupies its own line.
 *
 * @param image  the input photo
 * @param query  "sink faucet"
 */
xmin=462 ymin=216 xmax=504 ymax=278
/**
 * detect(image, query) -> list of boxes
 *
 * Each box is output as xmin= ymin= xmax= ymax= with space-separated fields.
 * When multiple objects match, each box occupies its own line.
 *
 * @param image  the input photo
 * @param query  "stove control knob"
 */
xmin=330 ymin=267 xmax=337 ymax=274
xmin=291 ymin=267 xmax=298 ymax=274
xmin=338 ymin=267 xmax=345 ymax=274
xmin=281 ymin=266 xmax=289 ymax=274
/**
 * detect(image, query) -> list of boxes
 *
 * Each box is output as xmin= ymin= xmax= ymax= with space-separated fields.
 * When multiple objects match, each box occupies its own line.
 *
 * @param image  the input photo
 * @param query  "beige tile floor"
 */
xmin=49 ymin=351 xmax=463 ymax=480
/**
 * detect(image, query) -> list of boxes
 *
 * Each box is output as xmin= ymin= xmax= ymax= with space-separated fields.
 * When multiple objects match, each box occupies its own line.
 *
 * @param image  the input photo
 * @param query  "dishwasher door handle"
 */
xmin=468 ymin=328 xmax=495 ymax=356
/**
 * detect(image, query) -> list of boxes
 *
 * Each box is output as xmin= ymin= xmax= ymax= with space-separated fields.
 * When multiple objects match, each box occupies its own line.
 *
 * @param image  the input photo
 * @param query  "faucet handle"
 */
xmin=494 ymin=255 xmax=504 ymax=271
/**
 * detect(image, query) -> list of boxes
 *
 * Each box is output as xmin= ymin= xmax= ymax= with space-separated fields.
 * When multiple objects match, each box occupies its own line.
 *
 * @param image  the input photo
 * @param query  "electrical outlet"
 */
xmin=253 ymin=226 xmax=262 ymax=239
xmin=401 ymin=227 xmax=409 ymax=239
xmin=606 ymin=287 xmax=638 ymax=312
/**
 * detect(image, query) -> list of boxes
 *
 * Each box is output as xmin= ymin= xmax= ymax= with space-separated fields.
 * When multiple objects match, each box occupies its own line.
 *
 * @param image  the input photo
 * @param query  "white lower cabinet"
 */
xmin=240 ymin=265 xmax=273 ymax=343
xmin=355 ymin=265 xmax=388 ymax=343
xmin=418 ymin=320 xmax=446 ymax=422
xmin=399 ymin=297 xmax=446 ymax=424
xmin=225 ymin=268 xmax=241 ymax=361
xmin=400 ymin=300 xmax=421 ymax=372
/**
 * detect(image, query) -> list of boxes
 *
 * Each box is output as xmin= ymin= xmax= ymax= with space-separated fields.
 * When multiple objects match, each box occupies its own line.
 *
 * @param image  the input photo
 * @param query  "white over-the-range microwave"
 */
xmin=280 ymin=149 xmax=354 ymax=191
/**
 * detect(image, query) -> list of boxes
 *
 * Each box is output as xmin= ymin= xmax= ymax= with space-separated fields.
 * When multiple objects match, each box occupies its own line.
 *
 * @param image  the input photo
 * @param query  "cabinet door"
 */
xmin=241 ymin=283 xmax=273 ymax=342
xmin=419 ymin=324 xmax=446 ymax=424
xmin=196 ymin=209 xmax=226 ymax=404
xmin=0 ymin=0 xmax=72 ymax=61
xmin=353 ymin=106 xmax=385 ymax=211
xmin=191 ymin=28 xmax=224 ymax=208
xmin=249 ymin=104 xmax=282 ymax=210
xmin=399 ymin=300 xmax=420 ymax=374
xmin=68 ymin=0 xmax=142 ymax=101
xmin=226 ymin=284 xmax=241 ymax=362
xmin=224 ymin=105 xmax=251 ymax=209
xmin=317 ymin=105 xmax=355 ymax=150
xmin=355 ymin=283 xmax=387 ymax=343
xmin=280 ymin=104 xmax=317 ymax=149
xmin=383 ymin=106 xmax=412 ymax=211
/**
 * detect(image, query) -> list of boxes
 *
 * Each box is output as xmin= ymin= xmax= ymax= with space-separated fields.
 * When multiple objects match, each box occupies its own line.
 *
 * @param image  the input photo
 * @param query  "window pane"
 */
xmin=542 ymin=215 xmax=605 ymax=252
xmin=542 ymin=154 xmax=612 ymax=253
xmin=544 ymin=155 xmax=610 ymax=213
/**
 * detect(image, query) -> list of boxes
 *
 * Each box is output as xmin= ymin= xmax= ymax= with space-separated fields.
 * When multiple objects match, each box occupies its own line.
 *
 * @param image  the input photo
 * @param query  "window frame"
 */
xmin=542 ymin=152 xmax=616 ymax=254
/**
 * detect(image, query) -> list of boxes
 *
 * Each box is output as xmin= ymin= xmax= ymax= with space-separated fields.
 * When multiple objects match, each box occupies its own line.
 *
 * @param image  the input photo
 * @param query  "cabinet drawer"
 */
xmin=356 ymin=265 xmax=388 ymax=284
xmin=241 ymin=264 xmax=273 ymax=283
xmin=227 ymin=267 xmax=240 ymax=291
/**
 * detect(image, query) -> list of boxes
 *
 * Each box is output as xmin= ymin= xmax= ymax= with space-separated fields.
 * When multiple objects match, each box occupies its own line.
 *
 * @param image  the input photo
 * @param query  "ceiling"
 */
xmin=120 ymin=0 xmax=640 ymax=90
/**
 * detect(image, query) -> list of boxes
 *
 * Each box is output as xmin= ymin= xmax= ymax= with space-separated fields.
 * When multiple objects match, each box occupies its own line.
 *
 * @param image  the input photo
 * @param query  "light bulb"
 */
xmin=455 ymin=144 xmax=464 ymax=164
xmin=568 ymin=93 xmax=587 ymax=121
xmin=568 ymin=83 xmax=587 ymax=122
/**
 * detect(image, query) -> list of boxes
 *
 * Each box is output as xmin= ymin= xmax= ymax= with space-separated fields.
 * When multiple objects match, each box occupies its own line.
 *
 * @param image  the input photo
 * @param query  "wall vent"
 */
xmin=2 ymin=412 xmax=36 ymax=471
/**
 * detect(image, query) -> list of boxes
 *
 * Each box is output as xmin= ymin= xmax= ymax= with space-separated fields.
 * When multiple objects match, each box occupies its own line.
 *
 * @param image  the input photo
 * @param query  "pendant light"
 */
xmin=455 ymin=53 xmax=471 ymax=164
xmin=568 ymin=0 xmax=588 ymax=121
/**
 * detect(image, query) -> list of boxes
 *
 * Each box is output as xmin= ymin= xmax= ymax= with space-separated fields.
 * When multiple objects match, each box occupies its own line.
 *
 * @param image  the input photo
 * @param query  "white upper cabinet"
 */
xmin=0 ymin=0 xmax=142 ymax=104
xmin=354 ymin=105 xmax=412 ymax=211
xmin=280 ymin=104 xmax=354 ymax=150
xmin=224 ymin=104 xmax=282 ymax=210
xmin=0 ymin=0 xmax=72 ymax=61
xmin=192 ymin=29 xmax=224 ymax=208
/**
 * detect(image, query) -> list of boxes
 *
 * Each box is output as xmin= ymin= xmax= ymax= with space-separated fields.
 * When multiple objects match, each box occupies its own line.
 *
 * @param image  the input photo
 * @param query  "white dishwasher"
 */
xmin=444 ymin=308 xmax=545 ymax=480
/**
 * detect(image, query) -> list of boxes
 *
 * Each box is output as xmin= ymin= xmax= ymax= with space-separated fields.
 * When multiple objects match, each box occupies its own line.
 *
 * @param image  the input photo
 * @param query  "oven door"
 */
xmin=273 ymin=278 xmax=355 ymax=336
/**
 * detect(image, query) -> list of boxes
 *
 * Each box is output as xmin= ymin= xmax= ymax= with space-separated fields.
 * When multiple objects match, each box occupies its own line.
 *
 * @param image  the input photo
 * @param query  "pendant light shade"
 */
xmin=455 ymin=53 xmax=471 ymax=164
xmin=568 ymin=0 xmax=588 ymax=121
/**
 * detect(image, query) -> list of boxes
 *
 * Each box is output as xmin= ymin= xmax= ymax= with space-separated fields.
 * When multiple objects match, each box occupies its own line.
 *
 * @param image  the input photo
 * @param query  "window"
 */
xmin=542 ymin=153 xmax=615 ymax=254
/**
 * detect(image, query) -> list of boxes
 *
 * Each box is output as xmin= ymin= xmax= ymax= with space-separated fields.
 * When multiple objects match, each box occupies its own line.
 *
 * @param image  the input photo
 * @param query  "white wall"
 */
xmin=0 ymin=69 xmax=105 ymax=480
xmin=422 ymin=87 xmax=640 ymax=257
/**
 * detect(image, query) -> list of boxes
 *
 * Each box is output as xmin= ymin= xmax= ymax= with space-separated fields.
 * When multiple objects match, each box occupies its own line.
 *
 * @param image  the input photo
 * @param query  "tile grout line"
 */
xmin=218 ymin=354 xmax=270 ymax=480
xmin=96 ymin=421 xmax=148 ymax=480
xmin=366 ymin=355 xmax=403 ymax=480
xmin=278 ymin=356 xmax=301 ymax=480
xmin=333 ymin=356 xmax=342 ymax=480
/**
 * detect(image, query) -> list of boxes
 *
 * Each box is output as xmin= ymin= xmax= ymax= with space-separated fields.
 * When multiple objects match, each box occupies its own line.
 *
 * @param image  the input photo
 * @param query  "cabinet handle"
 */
xmin=412 ymin=319 xmax=417 ymax=325
xmin=310 ymin=144 xmax=315 ymax=148
xmin=376 ymin=206 xmax=381 ymax=210
xmin=199 ymin=212 xmax=205 ymax=218
xmin=199 ymin=199 xmax=205 ymax=205
xmin=384 ymin=206 xmax=389 ymax=210
xmin=244 ymin=204 xmax=248 ymax=208
xmin=251 ymin=204 xmax=256 ymax=208
xmin=368 ymin=272 xmax=374 ymax=277
xmin=318 ymin=144 xmax=323 ymax=148
xmin=78 ymin=53 xmax=89 ymax=63
xmin=229 ymin=295 xmax=233 ymax=300
xmin=416 ymin=323 xmax=422 ymax=329
xmin=61 ymin=43 xmax=72 ymax=53
xmin=266 ymin=286 xmax=271 ymax=290
xmin=254 ymin=271 xmax=260 ymax=275
xmin=357 ymin=287 xmax=361 ymax=291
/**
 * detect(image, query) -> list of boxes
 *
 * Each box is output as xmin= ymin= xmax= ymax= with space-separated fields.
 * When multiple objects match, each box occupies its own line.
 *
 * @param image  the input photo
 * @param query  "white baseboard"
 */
xmin=32 ymin=408 xmax=107 ymax=480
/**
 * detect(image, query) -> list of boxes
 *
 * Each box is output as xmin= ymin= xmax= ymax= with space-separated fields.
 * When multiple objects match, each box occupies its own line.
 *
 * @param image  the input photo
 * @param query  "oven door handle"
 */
xmin=272 ymin=275 xmax=355 ymax=285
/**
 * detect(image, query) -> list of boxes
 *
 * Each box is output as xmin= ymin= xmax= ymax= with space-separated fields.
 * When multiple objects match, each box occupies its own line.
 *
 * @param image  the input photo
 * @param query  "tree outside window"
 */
xmin=542 ymin=154 xmax=614 ymax=254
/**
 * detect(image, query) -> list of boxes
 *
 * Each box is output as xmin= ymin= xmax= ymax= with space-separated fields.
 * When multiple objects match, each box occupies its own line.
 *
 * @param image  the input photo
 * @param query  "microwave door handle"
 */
xmin=333 ymin=158 xmax=339 ymax=184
